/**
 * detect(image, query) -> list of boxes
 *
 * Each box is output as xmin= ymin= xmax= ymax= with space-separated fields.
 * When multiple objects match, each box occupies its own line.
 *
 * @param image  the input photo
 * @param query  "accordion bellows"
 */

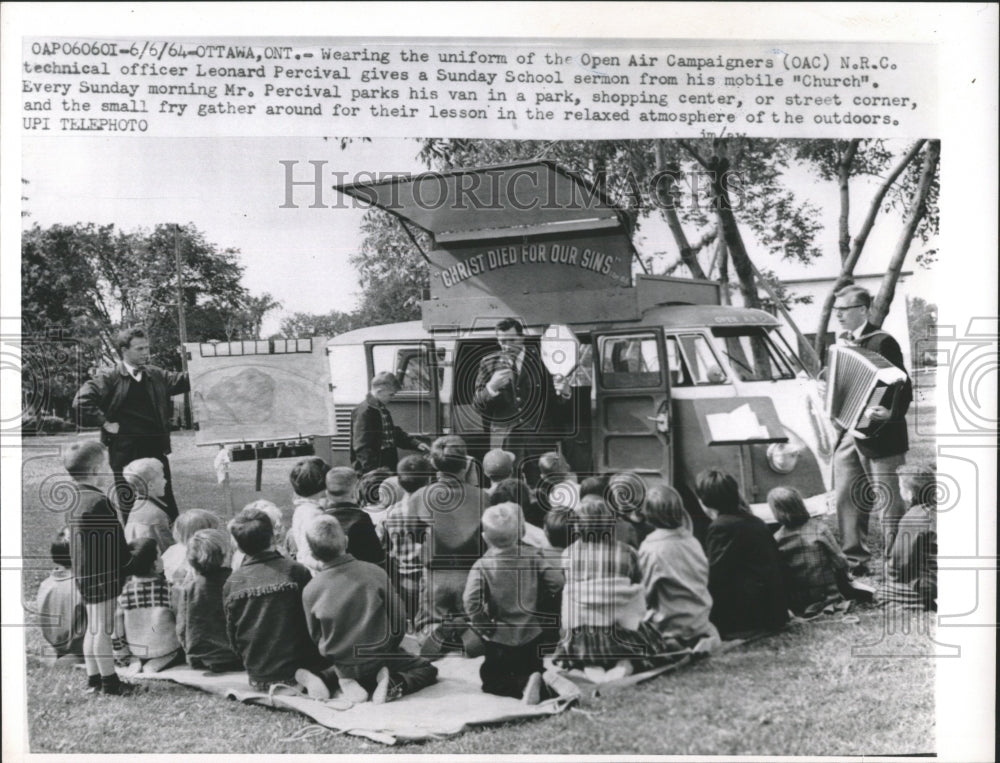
xmin=825 ymin=346 xmax=908 ymax=437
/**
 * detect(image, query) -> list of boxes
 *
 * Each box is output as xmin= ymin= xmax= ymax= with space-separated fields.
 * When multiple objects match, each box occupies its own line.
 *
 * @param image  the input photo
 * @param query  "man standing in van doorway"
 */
xmin=473 ymin=319 xmax=571 ymax=476
xmin=73 ymin=327 xmax=188 ymax=524
xmin=830 ymin=285 xmax=913 ymax=577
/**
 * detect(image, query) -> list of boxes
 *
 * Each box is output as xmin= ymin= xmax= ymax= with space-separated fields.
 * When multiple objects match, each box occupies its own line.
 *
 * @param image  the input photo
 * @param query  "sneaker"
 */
xmin=604 ymin=659 xmax=635 ymax=681
xmin=372 ymin=666 xmax=404 ymax=705
xmin=294 ymin=669 xmax=331 ymax=700
xmin=336 ymin=677 xmax=371 ymax=704
xmin=100 ymin=676 xmax=142 ymax=696
xmin=522 ymin=672 xmax=544 ymax=705
xmin=542 ymin=669 xmax=581 ymax=699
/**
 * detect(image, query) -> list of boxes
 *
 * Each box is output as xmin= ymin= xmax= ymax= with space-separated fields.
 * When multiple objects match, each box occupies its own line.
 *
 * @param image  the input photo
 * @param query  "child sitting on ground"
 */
xmin=607 ymin=471 xmax=652 ymax=548
xmin=122 ymin=458 xmax=175 ymax=555
xmin=490 ymin=478 xmax=551 ymax=549
xmin=297 ymin=515 xmax=438 ymax=704
xmin=358 ymin=468 xmax=396 ymax=537
xmin=175 ymin=529 xmax=243 ymax=672
xmin=381 ymin=455 xmax=433 ymax=627
xmin=553 ymin=496 xmax=678 ymax=679
xmin=323 ymin=467 xmax=385 ymax=566
xmin=35 ymin=527 xmax=86 ymax=662
xmin=482 ymin=448 xmax=516 ymax=496
xmin=880 ymin=462 xmax=938 ymax=612
xmin=638 ymin=485 xmax=720 ymax=650
xmin=696 ymin=469 xmax=788 ymax=639
xmin=162 ymin=509 xmax=220 ymax=588
xmin=66 ymin=440 xmax=137 ymax=695
xmin=116 ymin=537 xmax=184 ymax=673
xmin=223 ymin=505 xmax=321 ymax=692
xmin=463 ymin=503 xmax=564 ymax=703
xmin=231 ymin=500 xmax=286 ymax=570
xmin=769 ymin=486 xmax=852 ymax=617
xmin=286 ymin=457 xmax=330 ymax=573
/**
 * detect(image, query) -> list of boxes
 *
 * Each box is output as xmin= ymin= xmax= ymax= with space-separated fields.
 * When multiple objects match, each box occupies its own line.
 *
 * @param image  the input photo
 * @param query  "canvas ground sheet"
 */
xmin=128 ymin=640 xmax=758 ymax=745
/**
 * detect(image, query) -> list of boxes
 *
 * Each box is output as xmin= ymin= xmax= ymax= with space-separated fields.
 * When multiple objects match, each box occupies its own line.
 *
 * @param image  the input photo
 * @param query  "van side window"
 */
xmin=370 ymin=345 xmax=438 ymax=392
xmin=598 ymin=334 xmax=662 ymax=389
xmin=671 ymin=333 xmax=728 ymax=386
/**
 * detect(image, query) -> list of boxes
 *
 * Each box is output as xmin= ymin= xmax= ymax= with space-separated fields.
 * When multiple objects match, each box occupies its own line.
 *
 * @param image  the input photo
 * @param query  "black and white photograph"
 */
xmin=3 ymin=4 xmax=996 ymax=760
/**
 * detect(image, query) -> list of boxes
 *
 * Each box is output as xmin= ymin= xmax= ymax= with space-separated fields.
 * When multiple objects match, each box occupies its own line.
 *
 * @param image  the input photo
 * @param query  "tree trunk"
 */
xmin=870 ymin=140 xmax=940 ymax=327
xmin=655 ymin=141 xmax=708 ymax=280
xmin=813 ymin=139 xmax=927 ymax=359
xmin=837 ymin=139 xmax=861 ymax=262
xmin=717 ymin=235 xmax=730 ymax=305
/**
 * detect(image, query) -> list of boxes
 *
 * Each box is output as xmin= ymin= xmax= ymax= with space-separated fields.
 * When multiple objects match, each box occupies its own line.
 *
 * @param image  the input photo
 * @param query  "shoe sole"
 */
xmin=294 ymin=669 xmax=331 ymax=700
xmin=372 ymin=667 xmax=392 ymax=704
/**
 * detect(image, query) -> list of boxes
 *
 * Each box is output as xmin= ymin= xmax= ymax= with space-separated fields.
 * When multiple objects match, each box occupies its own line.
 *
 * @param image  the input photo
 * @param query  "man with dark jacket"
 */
xmin=350 ymin=372 xmax=428 ymax=475
xmin=472 ymin=318 xmax=570 ymax=481
xmin=830 ymin=286 xmax=913 ymax=575
xmin=73 ymin=327 xmax=189 ymax=523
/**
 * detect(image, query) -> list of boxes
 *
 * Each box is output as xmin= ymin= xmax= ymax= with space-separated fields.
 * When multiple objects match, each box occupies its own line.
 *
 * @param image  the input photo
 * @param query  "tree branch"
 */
xmin=870 ymin=140 xmax=940 ymax=327
xmin=813 ymin=139 xmax=927 ymax=358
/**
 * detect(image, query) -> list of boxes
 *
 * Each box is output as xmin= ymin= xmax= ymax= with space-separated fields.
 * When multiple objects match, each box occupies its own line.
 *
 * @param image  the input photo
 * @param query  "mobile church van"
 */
xmin=322 ymin=161 xmax=836 ymax=525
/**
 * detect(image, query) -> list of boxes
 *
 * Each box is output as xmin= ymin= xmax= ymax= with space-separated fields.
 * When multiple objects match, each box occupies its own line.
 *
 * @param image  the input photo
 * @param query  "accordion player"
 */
xmin=824 ymin=345 xmax=909 ymax=438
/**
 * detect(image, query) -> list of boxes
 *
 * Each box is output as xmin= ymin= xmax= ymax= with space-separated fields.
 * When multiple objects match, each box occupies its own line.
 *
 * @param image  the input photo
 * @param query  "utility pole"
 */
xmin=174 ymin=224 xmax=192 ymax=428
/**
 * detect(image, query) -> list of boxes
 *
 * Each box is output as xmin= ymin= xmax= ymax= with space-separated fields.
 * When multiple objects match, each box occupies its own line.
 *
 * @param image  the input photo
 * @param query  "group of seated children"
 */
xmin=50 ymin=435 xmax=938 ymax=703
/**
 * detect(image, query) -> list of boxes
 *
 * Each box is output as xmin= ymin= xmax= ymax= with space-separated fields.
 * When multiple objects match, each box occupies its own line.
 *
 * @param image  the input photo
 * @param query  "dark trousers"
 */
xmin=480 ymin=635 xmax=545 ymax=699
xmin=108 ymin=443 xmax=178 ymax=523
xmin=318 ymin=650 xmax=438 ymax=696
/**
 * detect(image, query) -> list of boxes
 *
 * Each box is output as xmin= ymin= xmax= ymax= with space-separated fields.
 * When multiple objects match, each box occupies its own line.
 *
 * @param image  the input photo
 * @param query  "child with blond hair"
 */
xmin=463 ymin=503 xmax=564 ymax=703
xmin=122 ymin=457 xmax=175 ymax=555
xmin=161 ymin=509 xmax=220 ymax=587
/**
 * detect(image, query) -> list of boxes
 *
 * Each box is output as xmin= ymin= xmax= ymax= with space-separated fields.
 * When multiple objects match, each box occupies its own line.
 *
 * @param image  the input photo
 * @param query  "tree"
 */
xmin=906 ymin=296 xmax=938 ymax=370
xmin=280 ymin=309 xmax=358 ymax=338
xmin=798 ymin=139 xmax=933 ymax=356
xmin=21 ymin=222 xmax=265 ymax=420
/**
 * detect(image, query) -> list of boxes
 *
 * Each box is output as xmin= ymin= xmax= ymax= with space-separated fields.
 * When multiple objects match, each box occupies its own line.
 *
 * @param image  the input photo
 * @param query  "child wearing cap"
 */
xmin=463 ymin=503 xmax=564 ymax=704
xmin=35 ymin=527 xmax=86 ymax=662
xmin=482 ymin=448 xmax=516 ymax=496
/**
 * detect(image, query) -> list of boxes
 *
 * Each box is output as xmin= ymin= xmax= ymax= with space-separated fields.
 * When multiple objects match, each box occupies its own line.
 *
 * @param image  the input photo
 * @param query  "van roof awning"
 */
xmin=335 ymin=160 xmax=628 ymax=244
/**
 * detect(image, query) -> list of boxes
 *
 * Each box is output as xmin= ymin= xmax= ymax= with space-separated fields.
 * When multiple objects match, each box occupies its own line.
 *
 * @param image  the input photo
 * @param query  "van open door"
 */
xmin=364 ymin=340 xmax=441 ymax=445
xmin=593 ymin=329 xmax=672 ymax=481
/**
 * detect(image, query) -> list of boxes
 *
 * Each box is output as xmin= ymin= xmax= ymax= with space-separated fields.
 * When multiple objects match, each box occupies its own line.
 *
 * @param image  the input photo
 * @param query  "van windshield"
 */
xmin=711 ymin=326 xmax=802 ymax=381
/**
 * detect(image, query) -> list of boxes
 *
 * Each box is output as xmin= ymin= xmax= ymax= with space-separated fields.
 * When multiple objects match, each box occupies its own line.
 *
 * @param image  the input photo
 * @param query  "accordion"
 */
xmin=825 ymin=345 xmax=908 ymax=437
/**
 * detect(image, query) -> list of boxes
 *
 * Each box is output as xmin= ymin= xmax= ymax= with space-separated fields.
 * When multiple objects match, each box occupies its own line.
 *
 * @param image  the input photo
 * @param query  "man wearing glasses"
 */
xmin=831 ymin=285 xmax=913 ymax=577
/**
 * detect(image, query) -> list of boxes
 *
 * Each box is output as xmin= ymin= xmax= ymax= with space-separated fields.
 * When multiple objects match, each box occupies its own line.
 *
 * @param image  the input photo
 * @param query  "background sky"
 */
xmin=21 ymin=136 xmax=936 ymax=336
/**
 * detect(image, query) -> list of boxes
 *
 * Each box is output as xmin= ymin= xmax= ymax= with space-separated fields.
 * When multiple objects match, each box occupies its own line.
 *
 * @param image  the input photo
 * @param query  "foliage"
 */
xmin=21 ymin=222 xmax=275 ymax=417
xmin=906 ymin=296 xmax=938 ymax=368
xmin=280 ymin=309 xmax=358 ymax=338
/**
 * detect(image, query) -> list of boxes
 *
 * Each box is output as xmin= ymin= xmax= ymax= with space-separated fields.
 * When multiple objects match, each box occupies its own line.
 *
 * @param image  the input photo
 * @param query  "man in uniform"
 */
xmin=830 ymin=285 xmax=913 ymax=576
xmin=472 ymin=319 xmax=570 ymax=480
xmin=351 ymin=372 xmax=429 ymax=475
xmin=73 ymin=327 xmax=188 ymax=523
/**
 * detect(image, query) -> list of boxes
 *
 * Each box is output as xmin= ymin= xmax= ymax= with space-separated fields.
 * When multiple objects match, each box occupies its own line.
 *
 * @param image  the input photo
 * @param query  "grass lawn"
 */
xmin=17 ymin=386 xmax=938 ymax=755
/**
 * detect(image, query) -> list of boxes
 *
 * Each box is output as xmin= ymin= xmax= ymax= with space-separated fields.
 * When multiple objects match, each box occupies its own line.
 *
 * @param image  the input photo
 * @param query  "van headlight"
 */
xmin=767 ymin=441 xmax=801 ymax=474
